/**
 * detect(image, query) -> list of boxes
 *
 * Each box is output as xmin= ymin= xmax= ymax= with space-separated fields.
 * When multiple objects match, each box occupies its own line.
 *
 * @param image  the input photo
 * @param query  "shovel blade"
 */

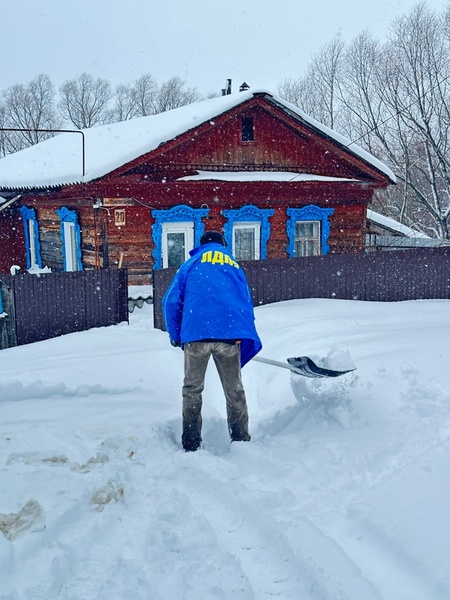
xmin=287 ymin=356 xmax=356 ymax=378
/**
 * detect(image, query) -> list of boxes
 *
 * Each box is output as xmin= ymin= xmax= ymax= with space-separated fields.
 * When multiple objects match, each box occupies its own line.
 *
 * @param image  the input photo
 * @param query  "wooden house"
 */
xmin=0 ymin=90 xmax=395 ymax=283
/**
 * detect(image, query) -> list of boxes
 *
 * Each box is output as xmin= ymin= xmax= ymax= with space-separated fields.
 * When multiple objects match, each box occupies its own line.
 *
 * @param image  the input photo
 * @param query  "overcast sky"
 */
xmin=1 ymin=0 xmax=448 ymax=96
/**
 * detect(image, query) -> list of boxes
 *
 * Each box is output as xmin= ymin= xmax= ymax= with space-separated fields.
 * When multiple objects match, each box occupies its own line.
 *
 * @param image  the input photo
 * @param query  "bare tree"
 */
xmin=374 ymin=4 xmax=450 ymax=237
xmin=444 ymin=3 xmax=450 ymax=41
xmin=339 ymin=32 xmax=388 ymax=150
xmin=105 ymin=75 xmax=159 ymax=123
xmin=279 ymin=36 xmax=346 ymax=129
xmin=0 ymin=103 xmax=7 ymax=157
xmin=278 ymin=77 xmax=307 ymax=108
xmin=1 ymin=74 xmax=61 ymax=153
xmin=59 ymin=73 xmax=113 ymax=129
xmin=105 ymin=84 xmax=136 ymax=123
xmin=130 ymin=73 xmax=159 ymax=116
xmin=309 ymin=36 xmax=346 ymax=129
xmin=155 ymin=76 xmax=202 ymax=113
xmin=278 ymin=4 xmax=450 ymax=238
xmin=106 ymin=74 xmax=202 ymax=122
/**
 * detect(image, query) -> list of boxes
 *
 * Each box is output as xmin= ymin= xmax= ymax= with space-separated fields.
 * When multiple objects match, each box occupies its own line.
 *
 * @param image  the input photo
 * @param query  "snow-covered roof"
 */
xmin=178 ymin=170 xmax=360 ymax=183
xmin=367 ymin=209 xmax=430 ymax=239
xmin=0 ymin=90 xmax=396 ymax=191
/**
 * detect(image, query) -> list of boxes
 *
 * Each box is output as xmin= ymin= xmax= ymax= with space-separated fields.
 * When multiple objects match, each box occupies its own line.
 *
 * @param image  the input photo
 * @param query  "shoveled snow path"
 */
xmin=1 ymin=415 xmax=381 ymax=600
xmin=2 ymin=299 xmax=450 ymax=599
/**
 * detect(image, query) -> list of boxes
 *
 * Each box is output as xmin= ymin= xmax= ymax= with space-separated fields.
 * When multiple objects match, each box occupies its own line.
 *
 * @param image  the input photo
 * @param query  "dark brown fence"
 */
xmin=153 ymin=247 xmax=450 ymax=330
xmin=0 ymin=268 xmax=128 ymax=349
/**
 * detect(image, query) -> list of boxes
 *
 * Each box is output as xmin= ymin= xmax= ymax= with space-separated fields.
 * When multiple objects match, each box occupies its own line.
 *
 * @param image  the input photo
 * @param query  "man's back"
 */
xmin=163 ymin=240 xmax=261 ymax=367
xmin=181 ymin=243 xmax=253 ymax=342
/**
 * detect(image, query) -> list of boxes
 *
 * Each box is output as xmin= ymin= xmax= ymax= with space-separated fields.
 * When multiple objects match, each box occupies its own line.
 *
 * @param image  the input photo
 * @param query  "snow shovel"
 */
xmin=252 ymin=355 xmax=356 ymax=379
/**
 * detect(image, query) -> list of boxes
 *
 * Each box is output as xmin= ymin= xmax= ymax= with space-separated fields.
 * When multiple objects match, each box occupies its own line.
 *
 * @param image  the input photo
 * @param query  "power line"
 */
xmin=347 ymin=71 xmax=450 ymax=148
xmin=0 ymin=128 xmax=86 ymax=176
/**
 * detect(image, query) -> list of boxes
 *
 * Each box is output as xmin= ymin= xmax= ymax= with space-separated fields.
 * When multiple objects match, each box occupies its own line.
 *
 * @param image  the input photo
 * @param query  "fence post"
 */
xmin=0 ymin=279 xmax=17 ymax=349
xmin=152 ymin=267 xmax=177 ymax=331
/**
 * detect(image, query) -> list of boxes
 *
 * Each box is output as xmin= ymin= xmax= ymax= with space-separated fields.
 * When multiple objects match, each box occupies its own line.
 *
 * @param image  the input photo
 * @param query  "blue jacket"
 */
xmin=162 ymin=243 xmax=262 ymax=367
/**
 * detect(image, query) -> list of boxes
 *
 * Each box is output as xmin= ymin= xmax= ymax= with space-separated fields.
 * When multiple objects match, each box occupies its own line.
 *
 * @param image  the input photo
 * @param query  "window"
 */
xmin=241 ymin=116 xmax=254 ymax=142
xmin=28 ymin=220 xmax=38 ymax=266
xmin=162 ymin=222 xmax=194 ymax=269
xmin=286 ymin=205 xmax=334 ymax=258
xmin=233 ymin=222 xmax=261 ymax=261
xmin=57 ymin=207 xmax=82 ymax=271
xmin=223 ymin=205 xmax=274 ymax=260
xmin=152 ymin=204 xmax=210 ymax=270
xmin=19 ymin=206 xmax=42 ymax=269
xmin=294 ymin=221 xmax=321 ymax=256
xmin=63 ymin=221 xmax=80 ymax=271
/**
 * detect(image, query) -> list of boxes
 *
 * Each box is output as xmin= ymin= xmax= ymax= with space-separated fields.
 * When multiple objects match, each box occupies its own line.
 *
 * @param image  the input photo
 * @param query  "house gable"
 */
xmin=101 ymin=95 xmax=393 ymax=187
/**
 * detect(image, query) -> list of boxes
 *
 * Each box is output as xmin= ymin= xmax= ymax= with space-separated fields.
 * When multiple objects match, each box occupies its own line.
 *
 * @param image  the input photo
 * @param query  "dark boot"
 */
xmin=182 ymin=431 xmax=202 ymax=452
xmin=230 ymin=428 xmax=251 ymax=443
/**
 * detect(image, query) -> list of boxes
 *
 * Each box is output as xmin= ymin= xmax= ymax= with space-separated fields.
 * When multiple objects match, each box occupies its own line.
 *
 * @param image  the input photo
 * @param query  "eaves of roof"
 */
xmin=0 ymin=89 xmax=396 ymax=192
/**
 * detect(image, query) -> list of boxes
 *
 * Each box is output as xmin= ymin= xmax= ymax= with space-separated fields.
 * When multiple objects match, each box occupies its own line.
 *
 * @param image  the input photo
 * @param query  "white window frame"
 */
xmin=294 ymin=220 xmax=321 ymax=257
xmin=28 ymin=219 xmax=39 ymax=268
xmin=63 ymin=221 xmax=79 ymax=271
xmin=162 ymin=221 xmax=194 ymax=268
xmin=232 ymin=221 xmax=261 ymax=261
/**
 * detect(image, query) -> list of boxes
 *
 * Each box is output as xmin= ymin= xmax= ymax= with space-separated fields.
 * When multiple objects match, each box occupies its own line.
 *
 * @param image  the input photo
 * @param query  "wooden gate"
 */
xmin=0 ymin=268 xmax=128 ymax=349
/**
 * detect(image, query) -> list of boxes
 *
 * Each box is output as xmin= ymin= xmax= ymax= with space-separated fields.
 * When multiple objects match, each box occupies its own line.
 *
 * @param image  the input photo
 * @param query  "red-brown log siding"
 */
xmin=0 ymin=208 xmax=25 ymax=273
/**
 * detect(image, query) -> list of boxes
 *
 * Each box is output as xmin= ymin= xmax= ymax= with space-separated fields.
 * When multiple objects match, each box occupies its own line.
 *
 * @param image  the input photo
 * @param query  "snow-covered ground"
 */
xmin=1 ymin=297 xmax=450 ymax=600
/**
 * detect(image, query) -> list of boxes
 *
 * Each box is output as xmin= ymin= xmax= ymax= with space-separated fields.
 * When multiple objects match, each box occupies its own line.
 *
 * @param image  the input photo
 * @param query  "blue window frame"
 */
xmin=56 ymin=206 xmax=82 ymax=271
xmin=19 ymin=206 xmax=43 ymax=269
xmin=286 ymin=205 xmax=334 ymax=257
xmin=222 ymin=205 xmax=274 ymax=260
xmin=151 ymin=204 xmax=210 ymax=269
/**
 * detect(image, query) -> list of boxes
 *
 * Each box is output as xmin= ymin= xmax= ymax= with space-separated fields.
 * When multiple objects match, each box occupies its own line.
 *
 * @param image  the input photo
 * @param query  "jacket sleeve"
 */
xmin=162 ymin=269 xmax=186 ymax=342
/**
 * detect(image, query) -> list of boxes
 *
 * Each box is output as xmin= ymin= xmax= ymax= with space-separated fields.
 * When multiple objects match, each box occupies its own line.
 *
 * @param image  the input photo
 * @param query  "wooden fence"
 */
xmin=0 ymin=268 xmax=129 ymax=349
xmin=153 ymin=247 xmax=450 ymax=330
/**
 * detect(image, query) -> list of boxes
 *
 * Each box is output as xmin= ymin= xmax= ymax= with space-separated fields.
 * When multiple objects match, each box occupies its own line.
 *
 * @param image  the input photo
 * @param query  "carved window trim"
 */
xmin=286 ymin=205 xmax=334 ymax=257
xmin=56 ymin=206 xmax=83 ymax=271
xmin=19 ymin=205 xmax=43 ymax=269
xmin=151 ymin=204 xmax=210 ymax=270
xmin=222 ymin=204 xmax=274 ymax=260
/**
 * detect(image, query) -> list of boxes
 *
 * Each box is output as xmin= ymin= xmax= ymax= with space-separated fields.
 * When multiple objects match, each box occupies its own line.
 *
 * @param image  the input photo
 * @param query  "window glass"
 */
xmin=64 ymin=221 xmax=80 ymax=271
xmin=295 ymin=221 xmax=321 ymax=256
xmin=241 ymin=117 xmax=254 ymax=141
xmin=223 ymin=205 xmax=273 ymax=260
xmin=162 ymin=221 xmax=194 ymax=268
xmin=233 ymin=222 xmax=260 ymax=260
xmin=167 ymin=232 xmax=186 ymax=268
xmin=28 ymin=220 xmax=38 ymax=267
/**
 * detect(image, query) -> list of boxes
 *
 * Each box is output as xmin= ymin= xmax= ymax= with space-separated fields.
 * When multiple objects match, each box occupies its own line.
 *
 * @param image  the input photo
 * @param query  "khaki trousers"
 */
xmin=182 ymin=341 xmax=251 ymax=450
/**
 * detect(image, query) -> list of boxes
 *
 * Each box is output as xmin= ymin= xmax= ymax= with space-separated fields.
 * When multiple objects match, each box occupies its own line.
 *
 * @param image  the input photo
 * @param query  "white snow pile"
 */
xmin=1 ymin=297 xmax=450 ymax=600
